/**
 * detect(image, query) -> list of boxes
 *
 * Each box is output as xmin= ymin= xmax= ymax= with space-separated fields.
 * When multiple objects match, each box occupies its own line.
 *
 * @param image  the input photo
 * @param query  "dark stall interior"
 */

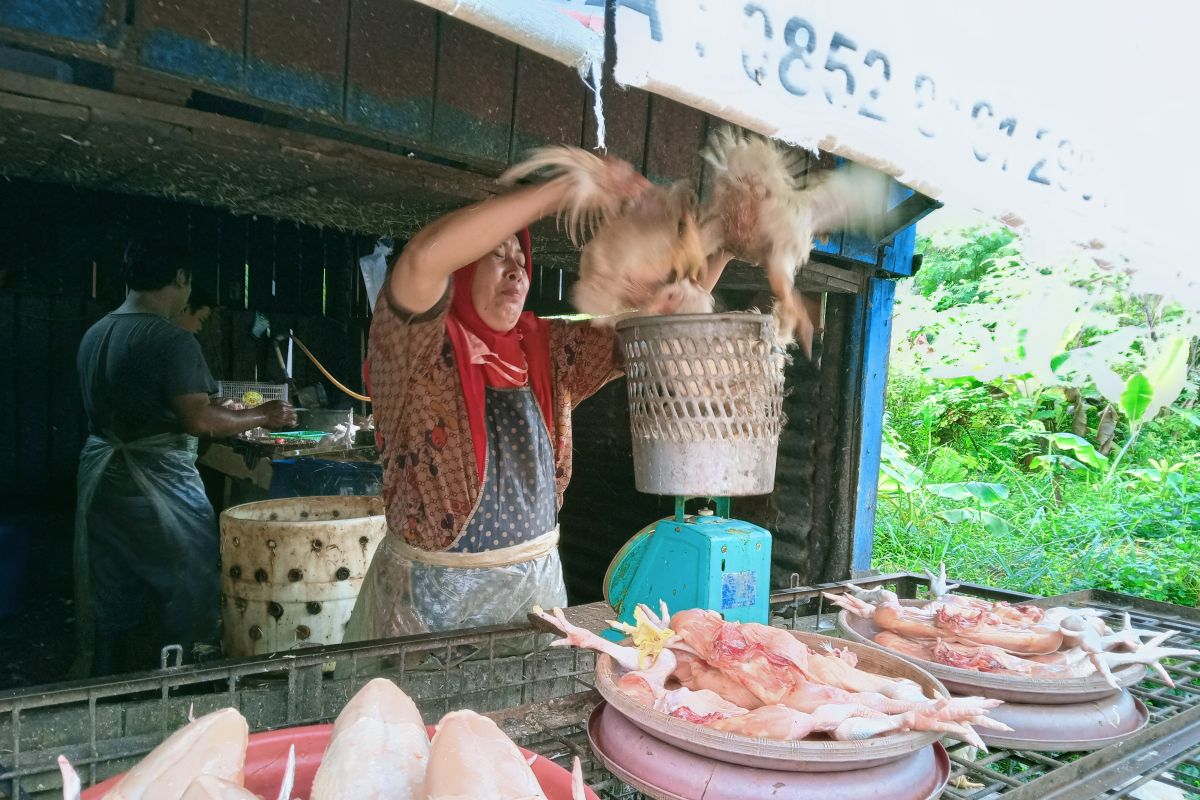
xmin=0 ymin=174 xmax=672 ymax=689
xmin=0 ymin=178 xmax=379 ymax=686
xmin=0 ymin=0 xmax=925 ymax=690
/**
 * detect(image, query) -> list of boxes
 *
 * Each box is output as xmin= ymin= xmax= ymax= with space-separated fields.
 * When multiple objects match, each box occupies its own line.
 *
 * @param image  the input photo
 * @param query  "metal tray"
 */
xmin=588 ymin=702 xmax=950 ymax=800
xmin=980 ymin=689 xmax=1150 ymax=752
xmin=836 ymin=599 xmax=1145 ymax=703
xmin=594 ymin=629 xmax=945 ymax=772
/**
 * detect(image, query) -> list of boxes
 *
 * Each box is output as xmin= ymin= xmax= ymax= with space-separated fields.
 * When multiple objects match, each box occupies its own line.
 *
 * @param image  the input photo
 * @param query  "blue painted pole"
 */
xmin=850 ymin=218 xmax=915 ymax=574
xmin=850 ymin=276 xmax=897 ymax=573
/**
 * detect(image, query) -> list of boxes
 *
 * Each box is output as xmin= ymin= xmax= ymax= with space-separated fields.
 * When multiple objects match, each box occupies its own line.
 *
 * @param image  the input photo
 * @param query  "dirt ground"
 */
xmin=0 ymin=510 xmax=75 ymax=691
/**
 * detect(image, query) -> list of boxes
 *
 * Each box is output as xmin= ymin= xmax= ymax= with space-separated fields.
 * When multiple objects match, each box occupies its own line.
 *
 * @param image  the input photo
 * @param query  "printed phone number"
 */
xmin=737 ymin=3 xmax=1096 ymax=203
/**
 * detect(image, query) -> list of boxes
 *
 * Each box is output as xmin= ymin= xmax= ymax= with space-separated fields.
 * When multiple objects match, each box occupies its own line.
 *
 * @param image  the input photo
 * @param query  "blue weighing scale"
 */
xmin=601 ymin=495 xmax=772 ymax=642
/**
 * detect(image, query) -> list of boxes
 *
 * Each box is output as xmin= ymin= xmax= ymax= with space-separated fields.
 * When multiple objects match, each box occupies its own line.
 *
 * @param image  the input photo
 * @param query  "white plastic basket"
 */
xmin=615 ymin=313 xmax=785 ymax=496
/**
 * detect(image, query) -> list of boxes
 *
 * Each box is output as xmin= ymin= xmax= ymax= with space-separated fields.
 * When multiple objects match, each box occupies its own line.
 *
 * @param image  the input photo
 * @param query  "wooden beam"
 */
xmin=0 ymin=69 xmax=497 ymax=235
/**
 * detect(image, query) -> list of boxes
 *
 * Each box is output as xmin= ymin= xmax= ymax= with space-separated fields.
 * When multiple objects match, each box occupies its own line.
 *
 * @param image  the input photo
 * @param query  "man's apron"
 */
xmin=72 ymin=432 xmax=220 ymax=676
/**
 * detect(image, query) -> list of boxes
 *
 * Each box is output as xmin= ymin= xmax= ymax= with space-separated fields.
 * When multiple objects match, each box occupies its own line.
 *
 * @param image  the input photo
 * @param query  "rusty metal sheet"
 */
xmin=135 ymin=0 xmax=247 ymax=87
xmin=246 ymin=0 xmax=349 ymax=117
xmin=433 ymin=16 xmax=517 ymax=166
xmin=511 ymin=49 xmax=585 ymax=160
xmin=345 ymin=0 xmax=437 ymax=142
xmin=643 ymin=94 xmax=705 ymax=186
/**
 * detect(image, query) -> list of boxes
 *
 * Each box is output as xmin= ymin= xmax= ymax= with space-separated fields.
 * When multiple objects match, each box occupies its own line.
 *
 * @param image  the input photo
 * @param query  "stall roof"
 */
xmin=423 ymin=0 xmax=1199 ymax=312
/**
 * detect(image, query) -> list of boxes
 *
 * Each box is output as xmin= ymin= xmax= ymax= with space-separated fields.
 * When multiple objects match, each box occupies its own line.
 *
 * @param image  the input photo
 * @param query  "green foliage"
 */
xmin=876 ymin=226 xmax=1200 ymax=607
xmin=913 ymin=228 xmax=1019 ymax=309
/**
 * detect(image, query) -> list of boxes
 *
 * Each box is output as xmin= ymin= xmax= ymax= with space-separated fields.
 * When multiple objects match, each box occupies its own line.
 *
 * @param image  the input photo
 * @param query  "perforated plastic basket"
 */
xmin=615 ymin=313 xmax=785 ymax=496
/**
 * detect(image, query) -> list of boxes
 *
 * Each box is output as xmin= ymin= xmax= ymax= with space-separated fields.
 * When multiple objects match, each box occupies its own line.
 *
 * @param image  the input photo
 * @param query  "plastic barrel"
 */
xmin=219 ymin=497 xmax=385 ymax=657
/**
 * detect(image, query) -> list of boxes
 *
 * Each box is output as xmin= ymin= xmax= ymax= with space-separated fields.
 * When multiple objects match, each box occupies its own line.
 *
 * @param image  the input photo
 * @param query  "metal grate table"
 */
xmin=1 ymin=574 xmax=1196 ymax=799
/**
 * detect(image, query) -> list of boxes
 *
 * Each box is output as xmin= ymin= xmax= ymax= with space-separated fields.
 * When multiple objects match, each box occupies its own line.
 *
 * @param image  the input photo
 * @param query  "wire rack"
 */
xmin=1 ymin=574 xmax=1196 ymax=800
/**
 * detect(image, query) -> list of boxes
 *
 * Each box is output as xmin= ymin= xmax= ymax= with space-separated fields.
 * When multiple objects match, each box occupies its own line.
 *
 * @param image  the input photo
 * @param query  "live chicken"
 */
xmin=502 ymin=145 xmax=712 ymax=322
xmin=699 ymin=127 xmax=890 ymax=355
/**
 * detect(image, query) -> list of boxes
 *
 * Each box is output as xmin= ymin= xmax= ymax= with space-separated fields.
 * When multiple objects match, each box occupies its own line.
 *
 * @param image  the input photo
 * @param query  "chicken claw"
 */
xmin=530 ymin=606 xmax=643 ymax=672
xmin=1104 ymin=631 xmax=1196 ymax=689
xmin=924 ymin=563 xmax=960 ymax=598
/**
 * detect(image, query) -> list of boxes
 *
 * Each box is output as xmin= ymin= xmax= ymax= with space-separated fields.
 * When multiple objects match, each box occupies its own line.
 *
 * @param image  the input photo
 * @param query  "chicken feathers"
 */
xmin=700 ymin=126 xmax=890 ymax=354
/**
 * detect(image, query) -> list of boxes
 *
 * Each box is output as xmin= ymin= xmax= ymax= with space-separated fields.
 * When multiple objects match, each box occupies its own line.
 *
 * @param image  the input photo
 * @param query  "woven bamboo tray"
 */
xmin=594 ymin=630 xmax=946 ymax=773
xmin=836 ymin=600 xmax=1145 ymax=704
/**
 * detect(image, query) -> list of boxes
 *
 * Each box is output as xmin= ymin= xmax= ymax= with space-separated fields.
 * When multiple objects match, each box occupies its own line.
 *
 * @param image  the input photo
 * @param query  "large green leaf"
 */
xmin=1045 ymin=432 xmax=1107 ymax=469
xmin=936 ymin=508 xmax=978 ymax=525
xmin=1143 ymin=335 xmax=1190 ymax=420
xmin=935 ymin=508 xmax=1013 ymax=536
xmin=977 ymin=510 xmax=1014 ymax=537
xmin=1120 ymin=373 xmax=1154 ymax=426
xmin=927 ymin=481 xmax=1008 ymax=506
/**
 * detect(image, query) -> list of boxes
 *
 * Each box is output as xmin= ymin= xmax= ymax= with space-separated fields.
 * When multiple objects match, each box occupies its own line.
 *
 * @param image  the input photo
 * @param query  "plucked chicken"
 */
xmin=58 ymin=708 xmax=249 ymax=800
xmin=828 ymin=565 xmax=1198 ymax=689
xmin=424 ymin=710 xmax=544 ymax=800
xmin=57 ymin=680 xmax=592 ymax=800
xmin=310 ymin=677 xmax=429 ymax=800
xmin=531 ymin=603 xmax=1008 ymax=748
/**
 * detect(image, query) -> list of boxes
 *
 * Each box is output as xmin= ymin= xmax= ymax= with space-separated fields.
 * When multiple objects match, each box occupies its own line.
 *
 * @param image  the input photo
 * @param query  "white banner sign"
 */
xmin=613 ymin=0 xmax=1198 ymax=310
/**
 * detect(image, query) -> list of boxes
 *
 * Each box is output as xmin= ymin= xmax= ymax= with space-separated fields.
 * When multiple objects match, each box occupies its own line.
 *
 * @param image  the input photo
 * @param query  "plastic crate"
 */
xmin=216 ymin=380 xmax=289 ymax=406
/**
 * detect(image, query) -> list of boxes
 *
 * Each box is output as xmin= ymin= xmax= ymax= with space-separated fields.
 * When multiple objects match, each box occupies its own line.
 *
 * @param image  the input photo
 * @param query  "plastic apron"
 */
xmin=71 ymin=432 xmax=220 ymax=677
xmin=344 ymin=387 xmax=566 ymax=667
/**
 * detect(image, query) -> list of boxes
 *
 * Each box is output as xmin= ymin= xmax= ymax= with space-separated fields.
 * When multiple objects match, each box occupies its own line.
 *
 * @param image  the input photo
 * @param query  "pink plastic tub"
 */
xmin=80 ymin=723 xmax=598 ymax=799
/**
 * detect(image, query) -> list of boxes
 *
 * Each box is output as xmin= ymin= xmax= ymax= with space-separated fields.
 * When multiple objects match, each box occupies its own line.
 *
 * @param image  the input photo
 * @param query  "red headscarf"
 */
xmin=444 ymin=229 xmax=554 ymax=482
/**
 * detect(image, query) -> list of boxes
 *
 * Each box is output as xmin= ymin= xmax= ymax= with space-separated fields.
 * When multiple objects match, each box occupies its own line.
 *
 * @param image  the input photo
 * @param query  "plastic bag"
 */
xmin=359 ymin=237 xmax=394 ymax=313
xmin=72 ymin=433 xmax=220 ymax=677
xmin=343 ymin=534 xmax=566 ymax=667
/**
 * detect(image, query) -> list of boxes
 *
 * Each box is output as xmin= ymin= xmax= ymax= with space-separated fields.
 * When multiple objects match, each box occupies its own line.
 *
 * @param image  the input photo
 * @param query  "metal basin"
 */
xmin=836 ymin=599 xmax=1145 ymax=703
xmin=589 ymin=702 xmax=950 ymax=800
xmin=594 ymin=629 xmax=946 ymax=772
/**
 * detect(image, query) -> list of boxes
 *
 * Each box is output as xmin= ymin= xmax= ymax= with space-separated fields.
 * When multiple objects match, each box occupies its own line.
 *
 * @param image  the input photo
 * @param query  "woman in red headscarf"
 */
xmin=345 ymin=160 xmax=686 ymax=645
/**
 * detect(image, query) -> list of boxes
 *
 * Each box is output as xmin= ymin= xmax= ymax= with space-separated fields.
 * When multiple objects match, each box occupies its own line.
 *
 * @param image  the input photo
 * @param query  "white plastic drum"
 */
xmin=220 ymin=496 xmax=385 ymax=657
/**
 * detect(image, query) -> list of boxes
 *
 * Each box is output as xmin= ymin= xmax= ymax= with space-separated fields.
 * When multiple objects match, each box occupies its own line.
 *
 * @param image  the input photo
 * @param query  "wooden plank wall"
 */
xmin=0 ymin=178 xmax=372 ymax=502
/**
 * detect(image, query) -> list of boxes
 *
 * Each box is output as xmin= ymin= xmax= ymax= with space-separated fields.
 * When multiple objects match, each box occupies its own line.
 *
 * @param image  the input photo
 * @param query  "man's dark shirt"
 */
xmin=77 ymin=311 xmax=217 ymax=441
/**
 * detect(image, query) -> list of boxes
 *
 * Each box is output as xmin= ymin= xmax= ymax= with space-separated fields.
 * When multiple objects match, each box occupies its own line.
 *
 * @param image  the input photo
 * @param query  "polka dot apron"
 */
xmin=450 ymin=386 xmax=557 ymax=553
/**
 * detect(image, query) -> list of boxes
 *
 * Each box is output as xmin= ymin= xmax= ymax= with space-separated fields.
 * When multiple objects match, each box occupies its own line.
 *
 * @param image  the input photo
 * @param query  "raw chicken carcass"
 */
xmin=827 ymin=587 xmax=1066 ymax=655
xmin=310 ymin=678 xmax=429 ymax=800
xmin=60 ymin=708 xmax=248 ymax=800
xmin=843 ymin=571 xmax=1198 ymax=687
xmin=530 ymin=604 xmax=1006 ymax=748
xmin=425 ymin=710 xmax=545 ymax=800
xmin=60 ymin=721 xmax=292 ymax=800
xmin=699 ymin=127 xmax=890 ymax=354
xmin=179 ymin=776 xmax=263 ymax=800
